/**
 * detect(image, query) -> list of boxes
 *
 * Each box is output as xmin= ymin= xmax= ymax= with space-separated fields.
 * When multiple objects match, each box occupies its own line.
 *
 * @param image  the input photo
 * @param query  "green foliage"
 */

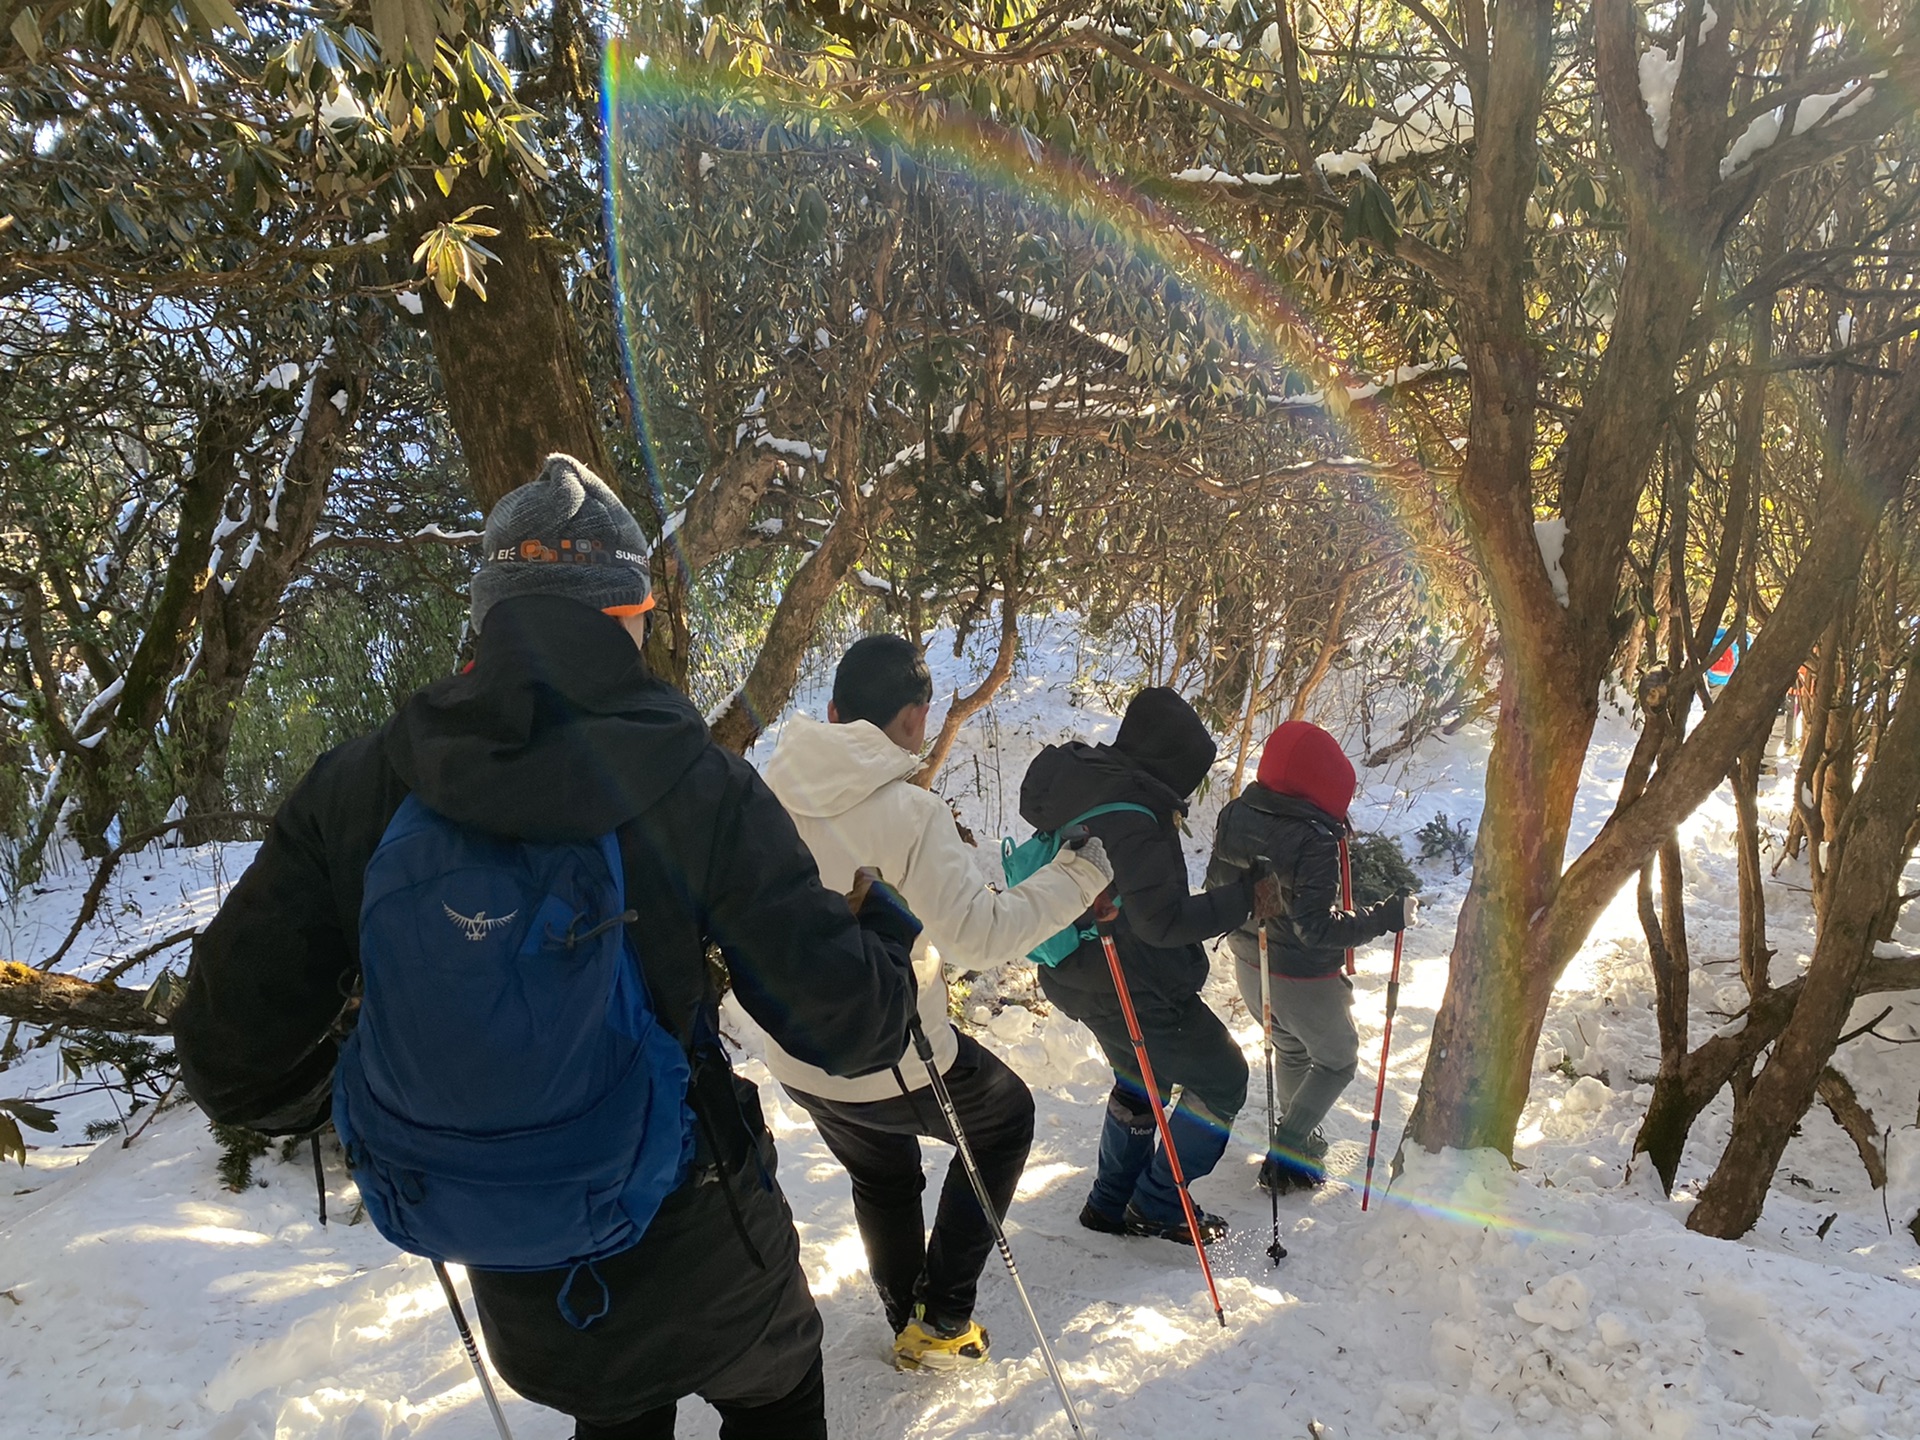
xmin=1348 ymin=832 xmax=1419 ymax=907
xmin=1416 ymin=812 xmax=1474 ymax=875
xmin=223 ymin=554 xmax=469 ymax=813
xmin=211 ymin=1122 xmax=272 ymax=1192
xmin=0 ymin=1098 xmax=59 ymax=1166
xmin=1341 ymin=176 xmax=1402 ymax=253
xmin=60 ymin=1031 xmax=173 ymax=1098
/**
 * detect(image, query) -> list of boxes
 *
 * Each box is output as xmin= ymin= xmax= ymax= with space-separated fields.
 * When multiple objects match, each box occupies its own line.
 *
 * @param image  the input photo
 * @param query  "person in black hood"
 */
xmin=173 ymin=455 xmax=919 ymax=1440
xmin=1019 ymin=687 xmax=1281 ymax=1246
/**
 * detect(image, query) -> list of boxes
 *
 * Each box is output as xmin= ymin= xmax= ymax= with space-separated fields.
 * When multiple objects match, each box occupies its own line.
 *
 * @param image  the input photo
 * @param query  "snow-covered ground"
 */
xmin=4 ymin=614 xmax=1919 ymax=1439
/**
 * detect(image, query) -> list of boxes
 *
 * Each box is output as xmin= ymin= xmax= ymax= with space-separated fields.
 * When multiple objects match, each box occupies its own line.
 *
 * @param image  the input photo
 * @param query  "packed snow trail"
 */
xmin=6 ymin=617 xmax=1920 ymax=1437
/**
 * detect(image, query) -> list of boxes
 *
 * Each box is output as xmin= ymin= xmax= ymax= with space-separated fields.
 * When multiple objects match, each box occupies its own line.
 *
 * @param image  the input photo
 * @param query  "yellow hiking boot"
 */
xmin=891 ymin=1309 xmax=990 ymax=1371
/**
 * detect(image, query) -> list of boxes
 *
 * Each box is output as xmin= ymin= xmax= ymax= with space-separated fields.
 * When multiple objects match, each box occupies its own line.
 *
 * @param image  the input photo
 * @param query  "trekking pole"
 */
xmin=1338 ymin=837 xmax=1356 ymax=976
xmin=1256 ymin=920 xmax=1286 ymax=1264
xmin=311 ymin=1134 xmax=327 ymax=1226
xmin=905 ymin=1019 xmax=1087 ymax=1440
xmin=1093 ymin=899 xmax=1226 ymax=1328
xmin=1360 ymin=926 xmax=1406 ymax=1213
xmin=432 ymin=1260 xmax=516 ymax=1440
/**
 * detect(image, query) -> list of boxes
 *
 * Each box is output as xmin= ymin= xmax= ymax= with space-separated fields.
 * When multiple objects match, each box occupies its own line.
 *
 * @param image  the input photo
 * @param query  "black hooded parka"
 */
xmin=173 ymin=594 xmax=918 ymax=1426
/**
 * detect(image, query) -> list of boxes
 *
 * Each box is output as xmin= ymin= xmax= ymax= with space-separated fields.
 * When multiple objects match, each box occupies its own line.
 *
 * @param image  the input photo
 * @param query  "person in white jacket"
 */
xmin=760 ymin=635 xmax=1112 ymax=1372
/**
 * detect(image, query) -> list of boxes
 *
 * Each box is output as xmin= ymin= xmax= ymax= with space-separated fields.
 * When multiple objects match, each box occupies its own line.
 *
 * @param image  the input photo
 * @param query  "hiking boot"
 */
xmin=1123 ymin=1201 xmax=1229 ymax=1246
xmin=892 ymin=1308 xmax=990 ymax=1371
xmin=1258 ymin=1153 xmax=1325 ymax=1196
xmin=1078 ymin=1199 xmax=1129 ymax=1235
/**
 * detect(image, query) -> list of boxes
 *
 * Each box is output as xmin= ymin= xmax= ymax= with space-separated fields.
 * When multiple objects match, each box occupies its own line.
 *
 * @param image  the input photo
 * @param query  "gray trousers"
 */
xmin=1234 ymin=953 xmax=1358 ymax=1160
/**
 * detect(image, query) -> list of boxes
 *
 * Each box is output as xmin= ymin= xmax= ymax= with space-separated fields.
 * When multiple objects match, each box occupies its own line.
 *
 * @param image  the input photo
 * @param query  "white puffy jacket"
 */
xmin=757 ymin=714 xmax=1109 ymax=1102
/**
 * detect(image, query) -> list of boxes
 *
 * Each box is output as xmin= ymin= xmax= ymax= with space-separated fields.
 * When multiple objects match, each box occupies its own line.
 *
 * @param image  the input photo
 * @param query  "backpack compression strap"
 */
xmin=1059 ymin=801 xmax=1159 ymax=834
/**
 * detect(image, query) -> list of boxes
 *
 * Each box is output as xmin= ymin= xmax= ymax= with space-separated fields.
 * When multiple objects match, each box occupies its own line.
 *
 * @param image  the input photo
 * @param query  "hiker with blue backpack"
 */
xmin=1017 ymin=687 xmax=1286 ymax=1247
xmin=173 ymin=455 xmax=921 ymax=1440
xmin=759 ymin=635 xmax=1113 ymax=1372
xmin=1207 ymin=721 xmax=1417 ymax=1197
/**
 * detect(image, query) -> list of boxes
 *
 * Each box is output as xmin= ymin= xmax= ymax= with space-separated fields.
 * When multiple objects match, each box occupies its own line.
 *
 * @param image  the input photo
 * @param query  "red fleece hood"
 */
xmin=1255 ymin=721 xmax=1355 ymax=824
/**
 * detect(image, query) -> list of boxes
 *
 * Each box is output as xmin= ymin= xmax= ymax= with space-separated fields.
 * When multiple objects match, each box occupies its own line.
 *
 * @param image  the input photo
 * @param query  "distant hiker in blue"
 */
xmin=174 ymin=455 xmax=920 ymax=1440
xmin=1019 ymin=688 xmax=1285 ymax=1246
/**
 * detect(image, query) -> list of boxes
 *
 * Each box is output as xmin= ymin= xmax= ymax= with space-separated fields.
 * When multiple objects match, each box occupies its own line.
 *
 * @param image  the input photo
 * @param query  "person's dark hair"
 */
xmin=832 ymin=635 xmax=933 ymax=729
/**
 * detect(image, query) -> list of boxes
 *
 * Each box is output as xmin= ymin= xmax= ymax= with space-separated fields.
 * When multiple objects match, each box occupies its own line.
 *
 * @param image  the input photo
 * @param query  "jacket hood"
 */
xmin=1020 ymin=740 xmax=1183 ymax=833
xmin=1254 ymin=721 xmax=1355 ymax=824
xmin=761 ymin=714 xmax=920 ymax=818
xmin=383 ymin=593 xmax=710 ymax=842
xmin=1113 ymin=687 xmax=1217 ymax=799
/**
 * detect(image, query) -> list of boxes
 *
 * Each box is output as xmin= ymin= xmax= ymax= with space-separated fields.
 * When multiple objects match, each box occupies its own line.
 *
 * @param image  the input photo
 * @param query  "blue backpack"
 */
xmin=333 ymin=794 xmax=694 ymax=1316
xmin=1001 ymin=802 xmax=1157 ymax=965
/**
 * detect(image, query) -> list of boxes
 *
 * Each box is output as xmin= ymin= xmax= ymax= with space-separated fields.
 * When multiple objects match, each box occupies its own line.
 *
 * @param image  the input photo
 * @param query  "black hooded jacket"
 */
xmin=1019 ymin=734 xmax=1252 ymax=1015
xmin=1207 ymin=783 xmax=1398 ymax=979
xmin=174 ymin=594 xmax=918 ymax=1135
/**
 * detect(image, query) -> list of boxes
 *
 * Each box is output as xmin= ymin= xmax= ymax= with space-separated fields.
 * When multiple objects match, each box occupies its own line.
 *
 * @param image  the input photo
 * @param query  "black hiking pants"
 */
xmin=573 ymin=1355 xmax=825 ymax=1440
xmin=469 ymin=1145 xmax=822 ymax=1435
xmin=786 ymin=1032 xmax=1035 ymax=1332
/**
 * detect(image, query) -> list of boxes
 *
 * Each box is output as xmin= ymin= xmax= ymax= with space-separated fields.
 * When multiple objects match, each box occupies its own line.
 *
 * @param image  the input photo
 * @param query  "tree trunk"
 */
xmin=0 ymin=963 xmax=170 ymax=1037
xmin=175 ymin=344 xmax=370 ymax=834
xmin=1640 ymin=845 xmax=1689 ymax=1073
xmin=1784 ymin=616 xmax=1842 ymax=865
xmin=1688 ymin=673 xmax=1920 ymax=1238
xmin=1286 ymin=569 xmax=1355 ymax=724
xmin=1816 ymin=1065 xmax=1887 ymax=1189
xmin=1429 ymin=354 xmax=1920 ymax=1157
xmin=915 ymin=591 xmax=1021 ymax=788
xmin=707 ymin=498 xmax=886 ymax=754
xmin=1401 ymin=662 xmax=1588 ymax=1149
xmin=400 ymin=168 xmax=613 ymax=510
xmin=67 ymin=396 xmax=253 ymax=851
xmin=1227 ymin=639 xmax=1269 ymax=799
xmin=1733 ymin=735 xmax=1772 ymax=995
xmin=706 ymin=207 xmax=903 ymax=750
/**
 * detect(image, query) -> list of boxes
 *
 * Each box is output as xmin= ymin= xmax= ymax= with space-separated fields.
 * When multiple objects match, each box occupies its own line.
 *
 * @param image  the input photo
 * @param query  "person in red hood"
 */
xmin=1207 ymin=722 xmax=1415 ymax=1194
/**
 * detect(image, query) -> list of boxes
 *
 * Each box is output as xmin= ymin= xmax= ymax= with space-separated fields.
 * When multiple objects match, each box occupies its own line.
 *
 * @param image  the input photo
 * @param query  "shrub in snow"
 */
xmin=1349 ymin=831 xmax=1420 ymax=906
xmin=1416 ymin=811 xmax=1475 ymax=874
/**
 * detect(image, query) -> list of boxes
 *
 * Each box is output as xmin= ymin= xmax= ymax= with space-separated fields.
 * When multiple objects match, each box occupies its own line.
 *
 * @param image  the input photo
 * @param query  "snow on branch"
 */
xmin=305 ymin=523 xmax=483 ymax=557
xmin=1315 ymin=83 xmax=1474 ymax=179
xmin=1269 ymin=356 xmax=1466 ymax=412
xmin=1721 ymin=82 xmax=1878 ymax=179
xmin=755 ymin=433 xmax=828 ymax=463
xmin=1638 ymin=5 xmax=1719 ymax=149
xmin=1534 ymin=518 xmax=1570 ymax=606
xmin=70 ymin=675 xmax=125 ymax=739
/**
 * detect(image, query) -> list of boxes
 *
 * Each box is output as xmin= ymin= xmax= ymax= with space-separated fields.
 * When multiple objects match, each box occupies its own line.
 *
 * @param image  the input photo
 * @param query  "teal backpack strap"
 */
xmin=1003 ymin=802 xmax=1161 ymax=966
xmin=1063 ymin=802 xmax=1159 ymax=830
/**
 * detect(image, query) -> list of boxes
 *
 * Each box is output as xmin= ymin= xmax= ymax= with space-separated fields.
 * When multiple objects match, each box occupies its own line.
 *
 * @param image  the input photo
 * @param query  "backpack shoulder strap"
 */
xmin=1065 ymin=801 xmax=1159 ymax=830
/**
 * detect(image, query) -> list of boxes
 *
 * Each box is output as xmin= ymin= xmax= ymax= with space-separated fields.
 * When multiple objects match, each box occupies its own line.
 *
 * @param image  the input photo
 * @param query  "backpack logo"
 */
xmin=442 ymin=903 xmax=516 ymax=942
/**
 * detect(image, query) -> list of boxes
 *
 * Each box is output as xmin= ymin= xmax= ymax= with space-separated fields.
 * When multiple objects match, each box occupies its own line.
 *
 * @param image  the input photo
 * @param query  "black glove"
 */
xmin=846 ymin=866 xmax=924 ymax=952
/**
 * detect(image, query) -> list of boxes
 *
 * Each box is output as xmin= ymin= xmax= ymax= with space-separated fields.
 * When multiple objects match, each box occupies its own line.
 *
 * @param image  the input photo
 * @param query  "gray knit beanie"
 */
xmin=469 ymin=454 xmax=653 ymax=633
